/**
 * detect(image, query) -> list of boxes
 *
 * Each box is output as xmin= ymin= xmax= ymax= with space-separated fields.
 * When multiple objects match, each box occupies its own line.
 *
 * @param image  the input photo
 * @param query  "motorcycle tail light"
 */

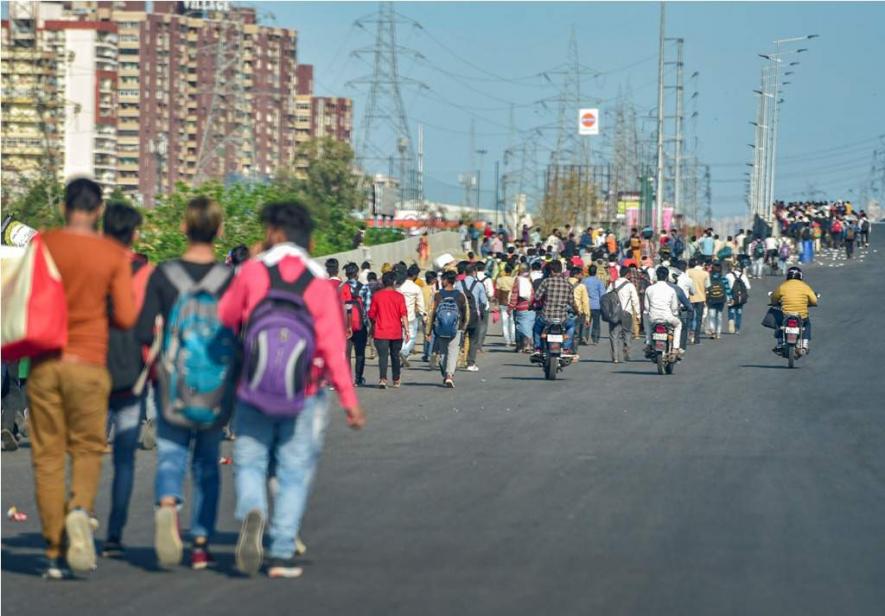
xmin=655 ymin=324 xmax=667 ymax=334
xmin=785 ymin=317 xmax=799 ymax=328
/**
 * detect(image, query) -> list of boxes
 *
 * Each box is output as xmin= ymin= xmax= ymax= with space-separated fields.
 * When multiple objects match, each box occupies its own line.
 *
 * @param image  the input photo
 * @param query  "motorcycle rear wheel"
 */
xmin=657 ymin=353 xmax=665 ymax=375
xmin=545 ymin=357 xmax=557 ymax=380
xmin=787 ymin=344 xmax=795 ymax=369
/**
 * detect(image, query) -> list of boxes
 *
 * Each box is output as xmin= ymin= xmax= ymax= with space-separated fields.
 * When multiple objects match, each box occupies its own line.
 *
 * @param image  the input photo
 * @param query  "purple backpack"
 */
xmin=238 ymin=264 xmax=316 ymax=416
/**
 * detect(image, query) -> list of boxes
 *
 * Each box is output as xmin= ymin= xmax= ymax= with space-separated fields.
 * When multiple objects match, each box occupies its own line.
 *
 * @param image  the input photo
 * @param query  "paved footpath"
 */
xmin=2 ymin=234 xmax=884 ymax=615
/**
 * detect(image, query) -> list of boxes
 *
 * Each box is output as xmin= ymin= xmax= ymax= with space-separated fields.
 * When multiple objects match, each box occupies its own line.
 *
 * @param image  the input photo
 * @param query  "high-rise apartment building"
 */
xmin=2 ymin=0 xmax=352 ymax=205
xmin=1 ymin=1 xmax=119 ymax=193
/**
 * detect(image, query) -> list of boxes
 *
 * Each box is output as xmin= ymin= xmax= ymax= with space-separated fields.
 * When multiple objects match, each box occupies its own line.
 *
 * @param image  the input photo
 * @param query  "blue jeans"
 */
xmin=691 ymin=302 xmax=705 ymax=342
xmin=106 ymin=393 xmax=145 ymax=541
xmin=233 ymin=392 xmax=330 ymax=560
xmin=708 ymin=305 xmax=724 ymax=336
xmin=564 ymin=316 xmax=577 ymax=352
xmin=155 ymin=412 xmax=223 ymax=540
xmin=728 ymin=306 xmax=743 ymax=332
xmin=532 ymin=316 xmax=545 ymax=350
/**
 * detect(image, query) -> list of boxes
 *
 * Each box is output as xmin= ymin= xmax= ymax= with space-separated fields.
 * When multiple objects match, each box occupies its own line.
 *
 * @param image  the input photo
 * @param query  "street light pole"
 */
xmin=654 ymin=2 xmax=666 ymax=232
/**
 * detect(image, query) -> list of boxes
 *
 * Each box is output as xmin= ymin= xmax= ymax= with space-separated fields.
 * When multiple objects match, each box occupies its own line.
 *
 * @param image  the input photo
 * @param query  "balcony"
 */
xmin=119 ymin=120 xmax=140 ymax=131
xmin=117 ymin=161 xmax=139 ymax=172
xmin=118 ymin=175 xmax=139 ymax=186
xmin=118 ymin=107 xmax=140 ymax=118
xmin=119 ymin=38 xmax=141 ymax=50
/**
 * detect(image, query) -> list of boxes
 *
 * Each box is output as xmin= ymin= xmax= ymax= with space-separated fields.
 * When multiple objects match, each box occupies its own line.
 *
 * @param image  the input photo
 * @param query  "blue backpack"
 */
xmin=433 ymin=293 xmax=461 ymax=339
xmin=237 ymin=264 xmax=316 ymax=417
xmin=157 ymin=263 xmax=237 ymax=430
xmin=673 ymin=237 xmax=685 ymax=255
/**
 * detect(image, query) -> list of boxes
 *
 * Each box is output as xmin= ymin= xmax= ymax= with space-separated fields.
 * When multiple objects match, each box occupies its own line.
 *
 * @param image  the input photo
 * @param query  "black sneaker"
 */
xmin=236 ymin=509 xmax=265 ymax=576
xmin=267 ymin=557 xmax=304 ymax=579
xmin=101 ymin=540 xmax=125 ymax=558
xmin=42 ymin=558 xmax=73 ymax=580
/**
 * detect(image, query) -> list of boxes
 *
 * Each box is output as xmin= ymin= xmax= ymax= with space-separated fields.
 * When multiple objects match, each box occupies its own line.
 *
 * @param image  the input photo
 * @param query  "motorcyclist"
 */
xmin=643 ymin=265 xmax=684 ymax=356
xmin=532 ymin=259 xmax=579 ymax=358
xmin=769 ymin=266 xmax=817 ymax=353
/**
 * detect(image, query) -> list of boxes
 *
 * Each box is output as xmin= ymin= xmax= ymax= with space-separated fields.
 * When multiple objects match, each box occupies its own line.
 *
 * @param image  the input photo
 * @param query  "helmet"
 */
xmin=786 ymin=266 xmax=804 ymax=281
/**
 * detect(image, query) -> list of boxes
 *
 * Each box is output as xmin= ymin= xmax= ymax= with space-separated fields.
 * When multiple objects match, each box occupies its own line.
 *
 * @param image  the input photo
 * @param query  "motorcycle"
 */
xmin=768 ymin=293 xmax=819 ymax=368
xmin=530 ymin=320 xmax=574 ymax=380
xmin=649 ymin=321 xmax=678 ymax=375
xmin=778 ymin=313 xmax=807 ymax=369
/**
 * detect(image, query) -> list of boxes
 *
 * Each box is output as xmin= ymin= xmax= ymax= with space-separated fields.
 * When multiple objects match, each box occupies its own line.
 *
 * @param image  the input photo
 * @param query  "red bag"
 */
xmin=1 ymin=233 xmax=68 ymax=360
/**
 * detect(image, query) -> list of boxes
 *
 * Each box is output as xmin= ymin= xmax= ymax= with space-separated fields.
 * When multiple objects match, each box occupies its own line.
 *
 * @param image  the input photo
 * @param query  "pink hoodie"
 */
xmin=217 ymin=243 xmax=358 ymax=410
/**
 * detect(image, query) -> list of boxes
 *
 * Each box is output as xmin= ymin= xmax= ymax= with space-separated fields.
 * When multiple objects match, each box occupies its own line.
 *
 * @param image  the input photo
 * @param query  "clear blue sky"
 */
xmin=264 ymin=1 xmax=885 ymax=216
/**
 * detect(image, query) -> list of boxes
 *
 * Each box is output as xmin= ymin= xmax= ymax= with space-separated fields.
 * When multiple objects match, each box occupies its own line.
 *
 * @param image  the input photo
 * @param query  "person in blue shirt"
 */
xmin=456 ymin=262 xmax=489 ymax=372
xmin=699 ymin=231 xmax=715 ymax=263
xmin=582 ymin=264 xmax=607 ymax=344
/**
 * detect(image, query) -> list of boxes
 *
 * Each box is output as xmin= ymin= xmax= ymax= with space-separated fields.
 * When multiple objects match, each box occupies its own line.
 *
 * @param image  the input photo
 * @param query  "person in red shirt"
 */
xmin=217 ymin=200 xmax=364 ymax=579
xmin=367 ymin=271 xmax=409 ymax=389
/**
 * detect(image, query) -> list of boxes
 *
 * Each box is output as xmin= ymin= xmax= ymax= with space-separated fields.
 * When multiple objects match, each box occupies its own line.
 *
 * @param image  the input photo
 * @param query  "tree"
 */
xmin=1 ymin=177 xmax=63 ymax=230
xmin=290 ymin=138 xmax=365 ymax=256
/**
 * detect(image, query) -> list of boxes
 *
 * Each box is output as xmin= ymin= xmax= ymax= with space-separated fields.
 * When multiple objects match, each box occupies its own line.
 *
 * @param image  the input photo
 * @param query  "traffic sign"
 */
xmin=578 ymin=108 xmax=599 ymax=135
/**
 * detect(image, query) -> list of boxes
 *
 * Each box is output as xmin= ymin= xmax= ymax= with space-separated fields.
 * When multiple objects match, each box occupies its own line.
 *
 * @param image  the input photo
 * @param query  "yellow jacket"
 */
xmin=770 ymin=279 xmax=817 ymax=318
xmin=569 ymin=276 xmax=590 ymax=317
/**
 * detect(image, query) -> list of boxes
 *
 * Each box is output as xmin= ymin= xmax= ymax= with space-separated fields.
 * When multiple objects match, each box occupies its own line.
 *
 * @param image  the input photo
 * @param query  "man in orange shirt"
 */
xmin=27 ymin=178 xmax=137 ymax=579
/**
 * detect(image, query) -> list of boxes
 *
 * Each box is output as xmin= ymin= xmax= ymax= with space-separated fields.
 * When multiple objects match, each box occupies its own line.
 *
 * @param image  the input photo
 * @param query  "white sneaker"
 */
xmin=466 ymin=365 xmax=479 ymax=372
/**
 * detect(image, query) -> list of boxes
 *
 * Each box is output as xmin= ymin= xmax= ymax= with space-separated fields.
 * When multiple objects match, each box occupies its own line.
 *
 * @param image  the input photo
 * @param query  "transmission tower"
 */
xmin=349 ymin=2 xmax=425 ymax=205
xmin=542 ymin=26 xmax=597 ymax=227
xmin=194 ymin=15 xmax=253 ymax=184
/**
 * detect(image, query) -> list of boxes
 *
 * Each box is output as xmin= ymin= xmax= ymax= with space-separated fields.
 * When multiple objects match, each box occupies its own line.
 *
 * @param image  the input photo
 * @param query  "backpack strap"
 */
xmin=267 ymin=263 xmax=314 ymax=296
xmin=196 ymin=263 xmax=231 ymax=295
xmin=162 ymin=261 xmax=195 ymax=296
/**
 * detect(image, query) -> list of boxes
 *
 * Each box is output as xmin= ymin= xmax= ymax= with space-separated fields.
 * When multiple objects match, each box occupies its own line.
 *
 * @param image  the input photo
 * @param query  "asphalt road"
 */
xmin=3 ymin=235 xmax=884 ymax=615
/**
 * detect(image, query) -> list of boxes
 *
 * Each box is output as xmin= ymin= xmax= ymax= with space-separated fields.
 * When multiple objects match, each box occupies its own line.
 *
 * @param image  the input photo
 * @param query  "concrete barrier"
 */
xmin=321 ymin=231 xmax=462 ymax=268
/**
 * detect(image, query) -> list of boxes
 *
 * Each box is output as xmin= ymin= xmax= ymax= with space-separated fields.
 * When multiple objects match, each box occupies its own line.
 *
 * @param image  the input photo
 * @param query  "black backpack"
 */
xmin=107 ymin=260 xmax=147 ymax=393
xmin=601 ymin=281 xmax=627 ymax=324
xmin=706 ymin=278 xmax=727 ymax=306
xmin=459 ymin=279 xmax=480 ymax=329
xmin=730 ymin=274 xmax=749 ymax=307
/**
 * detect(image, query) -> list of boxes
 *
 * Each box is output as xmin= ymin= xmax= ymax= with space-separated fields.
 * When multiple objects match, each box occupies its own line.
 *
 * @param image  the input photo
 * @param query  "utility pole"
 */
xmin=494 ymin=160 xmax=500 ymax=227
xmin=476 ymin=148 xmax=487 ymax=215
xmin=417 ymin=122 xmax=424 ymax=210
xmin=655 ymin=2 xmax=666 ymax=232
xmin=674 ymin=38 xmax=684 ymax=216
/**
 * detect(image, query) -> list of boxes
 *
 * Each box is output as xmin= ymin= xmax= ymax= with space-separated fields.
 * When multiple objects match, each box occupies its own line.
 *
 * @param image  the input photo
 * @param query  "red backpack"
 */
xmin=339 ymin=280 xmax=369 ymax=332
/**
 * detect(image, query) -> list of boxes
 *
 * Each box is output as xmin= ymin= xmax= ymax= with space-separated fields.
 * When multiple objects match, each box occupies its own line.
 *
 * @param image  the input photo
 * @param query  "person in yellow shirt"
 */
xmin=769 ymin=266 xmax=817 ymax=352
xmin=569 ymin=265 xmax=591 ymax=349
xmin=495 ymin=264 xmax=516 ymax=346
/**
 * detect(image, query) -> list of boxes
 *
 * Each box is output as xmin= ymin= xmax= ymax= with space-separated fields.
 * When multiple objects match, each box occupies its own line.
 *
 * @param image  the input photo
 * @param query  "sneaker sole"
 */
xmin=268 ymin=566 xmax=304 ymax=579
xmin=236 ymin=510 xmax=265 ymax=576
xmin=65 ymin=510 xmax=96 ymax=573
xmin=154 ymin=507 xmax=183 ymax=568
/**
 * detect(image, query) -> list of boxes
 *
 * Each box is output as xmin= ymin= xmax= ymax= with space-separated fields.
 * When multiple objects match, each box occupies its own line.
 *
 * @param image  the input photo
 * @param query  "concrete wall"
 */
xmin=322 ymin=231 xmax=462 ymax=268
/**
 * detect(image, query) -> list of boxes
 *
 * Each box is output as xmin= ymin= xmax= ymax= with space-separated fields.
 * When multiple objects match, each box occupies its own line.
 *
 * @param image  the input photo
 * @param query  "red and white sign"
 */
xmin=579 ymin=108 xmax=599 ymax=135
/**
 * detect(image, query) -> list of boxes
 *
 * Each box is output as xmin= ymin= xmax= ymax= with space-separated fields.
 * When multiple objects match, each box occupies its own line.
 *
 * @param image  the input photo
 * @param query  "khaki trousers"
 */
xmin=26 ymin=359 xmax=111 ymax=558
